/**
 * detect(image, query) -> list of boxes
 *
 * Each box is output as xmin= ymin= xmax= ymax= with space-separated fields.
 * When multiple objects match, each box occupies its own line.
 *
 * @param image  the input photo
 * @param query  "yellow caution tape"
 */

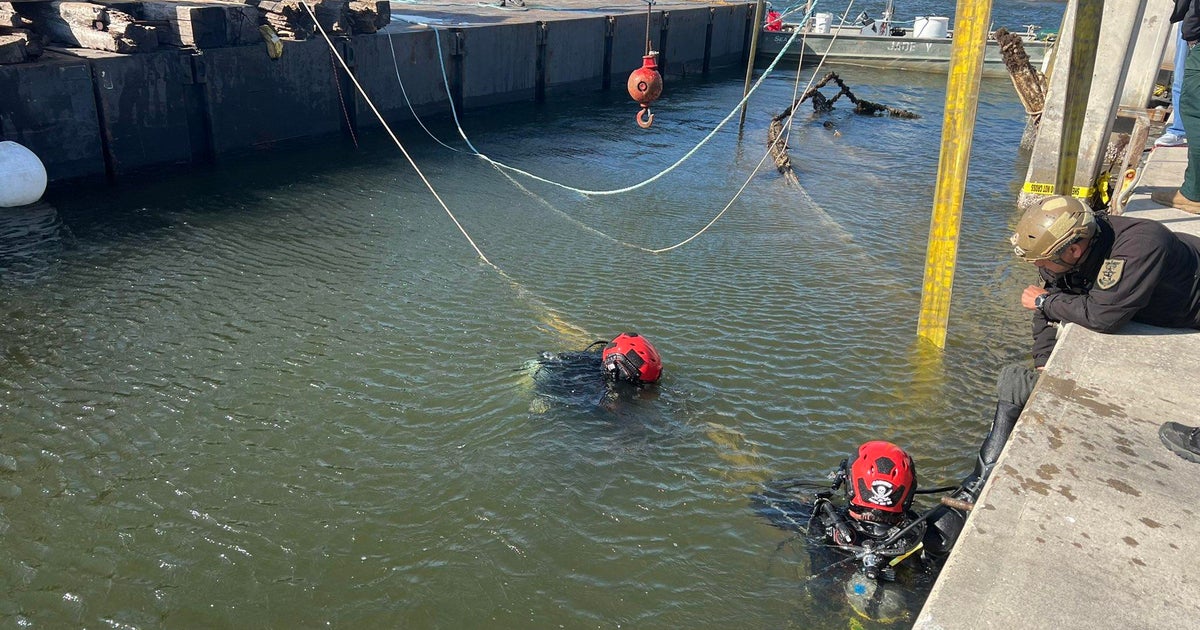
xmin=1022 ymin=181 xmax=1093 ymax=199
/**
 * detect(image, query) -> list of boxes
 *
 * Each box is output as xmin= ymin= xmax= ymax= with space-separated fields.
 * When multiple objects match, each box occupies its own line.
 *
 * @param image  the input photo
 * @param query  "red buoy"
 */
xmin=627 ymin=53 xmax=663 ymax=129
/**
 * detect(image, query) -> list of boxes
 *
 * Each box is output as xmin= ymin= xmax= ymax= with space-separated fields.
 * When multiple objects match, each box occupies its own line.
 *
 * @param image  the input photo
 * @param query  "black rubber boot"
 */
xmin=924 ymin=397 xmax=1025 ymax=562
xmin=1159 ymin=422 xmax=1200 ymax=464
xmin=924 ymin=365 xmax=1038 ymax=563
xmin=957 ymin=364 xmax=1038 ymax=500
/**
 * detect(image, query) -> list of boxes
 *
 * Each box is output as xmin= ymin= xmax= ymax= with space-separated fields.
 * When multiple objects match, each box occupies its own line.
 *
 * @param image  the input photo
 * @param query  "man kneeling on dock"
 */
xmin=1011 ymin=194 xmax=1200 ymax=461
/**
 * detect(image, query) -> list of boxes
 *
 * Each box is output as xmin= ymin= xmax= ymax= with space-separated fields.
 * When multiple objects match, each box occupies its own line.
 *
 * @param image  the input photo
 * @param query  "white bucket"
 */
xmin=912 ymin=15 xmax=949 ymax=39
xmin=0 ymin=141 xmax=48 ymax=207
xmin=813 ymin=12 xmax=832 ymax=34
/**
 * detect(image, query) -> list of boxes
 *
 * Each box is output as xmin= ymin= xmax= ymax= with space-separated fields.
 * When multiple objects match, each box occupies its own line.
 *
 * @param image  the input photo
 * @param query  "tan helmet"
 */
xmin=1010 ymin=196 xmax=1097 ymax=263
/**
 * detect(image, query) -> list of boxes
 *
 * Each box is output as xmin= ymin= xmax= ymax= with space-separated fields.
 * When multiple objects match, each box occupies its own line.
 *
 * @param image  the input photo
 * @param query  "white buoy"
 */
xmin=0 ymin=141 xmax=49 ymax=207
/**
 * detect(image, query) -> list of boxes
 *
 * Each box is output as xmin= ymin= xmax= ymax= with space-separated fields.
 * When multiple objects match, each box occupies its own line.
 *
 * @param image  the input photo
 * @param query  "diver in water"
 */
xmin=751 ymin=363 xmax=1038 ymax=621
xmin=529 ymin=332 xmax=662 ymax=410
xmin=755 ymin=441 xmax=927 ymax=578
xmin=752 ymin=440 xmax=932 ymax=624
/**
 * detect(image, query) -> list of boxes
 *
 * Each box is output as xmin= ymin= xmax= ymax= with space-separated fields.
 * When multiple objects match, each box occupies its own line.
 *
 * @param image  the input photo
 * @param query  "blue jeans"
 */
xmin=1169 ymin=23 xmax=1187 ymax=138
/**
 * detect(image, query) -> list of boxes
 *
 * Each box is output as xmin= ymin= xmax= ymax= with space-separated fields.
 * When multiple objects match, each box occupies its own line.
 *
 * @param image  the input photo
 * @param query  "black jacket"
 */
xmin=1172 ymin=0 xmax=1200 ymax=42
xmin=1031 ymin=215 xmax=1200 ymax=367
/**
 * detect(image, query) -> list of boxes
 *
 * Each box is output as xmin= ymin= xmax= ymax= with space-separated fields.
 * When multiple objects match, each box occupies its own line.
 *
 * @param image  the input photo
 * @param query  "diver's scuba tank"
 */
xmin=844 ymin=570 xmax=909 ymax=624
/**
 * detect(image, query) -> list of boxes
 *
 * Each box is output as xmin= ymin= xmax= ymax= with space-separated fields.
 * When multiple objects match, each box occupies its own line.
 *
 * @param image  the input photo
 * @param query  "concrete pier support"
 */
xmin=1117 ymin=0 xmax=1174 ymax=111
xmin=1019 ymin=0 xmax=1145 ymax=210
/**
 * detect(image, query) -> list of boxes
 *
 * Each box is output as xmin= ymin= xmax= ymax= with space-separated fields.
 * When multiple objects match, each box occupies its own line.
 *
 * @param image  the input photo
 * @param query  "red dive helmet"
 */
xmin=848 ymin=441 xmax=916 ymax=516
xmin=601 ymin=332 xmax=662 ymax=385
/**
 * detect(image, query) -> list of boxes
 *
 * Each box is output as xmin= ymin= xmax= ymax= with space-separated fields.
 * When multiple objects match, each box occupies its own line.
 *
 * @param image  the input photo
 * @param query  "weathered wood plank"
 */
xmin=346 ymin=1 xmax=380 ymax=33
xmin=373 ymin=0 xmax=389 ymax=29
xmin=312 ymin=0 xmax=347 ymax=35
xmin=16 ymin=1 xmax=158 ymax=53
xmin=120 ymin=2 xmax=258 ymax=47
xmin=246 ymin=0 xmax=353 ymax=38
xmin=0 ymin=26 xmax=42 ymax=57
xmin=0 ymin=32 xmax=31 ymax=63
xmin=345 ymin=1 xmax=389 ymax=33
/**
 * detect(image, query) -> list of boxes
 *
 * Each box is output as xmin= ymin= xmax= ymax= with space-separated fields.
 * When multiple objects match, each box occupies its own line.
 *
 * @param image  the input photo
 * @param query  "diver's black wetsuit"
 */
xmin=751 ymin=478 xmax=933 ymax=625
xmin=530 ymin=342 xmax=649 ymax=413
xmin=752 ymin=363 xmax=1039 ymax=581
xmin=531 ymin=344 xmax=607 ymax=405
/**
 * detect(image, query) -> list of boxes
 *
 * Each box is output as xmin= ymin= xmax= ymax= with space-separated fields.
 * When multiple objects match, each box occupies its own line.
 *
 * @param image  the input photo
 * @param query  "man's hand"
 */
xmin=1021 ymin=285 xmax=1048 ymax=310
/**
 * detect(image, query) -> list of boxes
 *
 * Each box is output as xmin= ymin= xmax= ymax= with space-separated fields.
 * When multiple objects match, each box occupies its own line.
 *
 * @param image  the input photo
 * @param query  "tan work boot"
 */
xmin=1150 ymin=189 xmax=1200 ymax=214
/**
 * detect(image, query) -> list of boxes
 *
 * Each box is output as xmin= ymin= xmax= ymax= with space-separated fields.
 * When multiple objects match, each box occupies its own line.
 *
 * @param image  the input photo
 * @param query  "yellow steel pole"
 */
xmin=1055 ymin=0 xmax=1103 ymax=196
xmin=916 ymin=0 xmax=992 ymax=349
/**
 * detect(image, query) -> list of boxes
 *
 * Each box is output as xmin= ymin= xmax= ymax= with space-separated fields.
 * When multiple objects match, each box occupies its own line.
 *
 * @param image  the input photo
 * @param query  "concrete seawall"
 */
xmin=0 ymin=1 xmax=753 ymax=184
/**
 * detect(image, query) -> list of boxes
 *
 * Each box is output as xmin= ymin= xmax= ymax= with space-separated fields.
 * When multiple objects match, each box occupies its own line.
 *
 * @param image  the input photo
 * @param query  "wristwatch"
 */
xmin=1034 ymin=293 xmax=1048 ymax=310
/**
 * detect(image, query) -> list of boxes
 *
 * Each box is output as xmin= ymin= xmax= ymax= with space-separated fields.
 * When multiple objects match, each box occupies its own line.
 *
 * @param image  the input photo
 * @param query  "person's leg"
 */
xmin=1159 ymin=25 xmax=1189 ymax=145
xmin=960 ymin=363 xmax=1038 ymax=495
xmin=922 ymin=364 xmax=1038 ymax=563
xmin=1179 ymin=43 xmax=1200 ymax=200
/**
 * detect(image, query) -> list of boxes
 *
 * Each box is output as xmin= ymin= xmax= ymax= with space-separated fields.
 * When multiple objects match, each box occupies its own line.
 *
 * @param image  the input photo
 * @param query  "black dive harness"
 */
xmin=806 ymin=460 xmax=931 ymax=581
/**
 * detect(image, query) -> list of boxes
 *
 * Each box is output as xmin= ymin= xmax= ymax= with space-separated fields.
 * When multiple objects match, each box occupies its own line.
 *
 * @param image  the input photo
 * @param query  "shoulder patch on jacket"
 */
xmin=1096 ymin=258 xmax=1125 ymax=290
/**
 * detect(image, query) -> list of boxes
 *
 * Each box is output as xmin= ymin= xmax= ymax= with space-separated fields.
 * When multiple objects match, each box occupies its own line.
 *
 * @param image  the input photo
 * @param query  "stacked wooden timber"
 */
xmin=250 ymin=1 xmax=316 ymax=39
xmin=346 ymin=1 xmax=390 ymax=34
xmin=247 ymin=0 xmax=389 ymax=39
xmin=0 ymin=4 xmax=44 ymax=64
xmin=13 ymin=1 xmax=158 ymax=53
xmin=96 ymin=1 xmax=261 ymax=48
xmin=0 ymin=0 xmax=390 ymax=57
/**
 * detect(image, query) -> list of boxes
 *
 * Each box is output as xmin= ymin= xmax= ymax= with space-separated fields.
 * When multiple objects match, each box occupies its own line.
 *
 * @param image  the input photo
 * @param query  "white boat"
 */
xmin=757 ymin=1 xmax=1054 ymax=78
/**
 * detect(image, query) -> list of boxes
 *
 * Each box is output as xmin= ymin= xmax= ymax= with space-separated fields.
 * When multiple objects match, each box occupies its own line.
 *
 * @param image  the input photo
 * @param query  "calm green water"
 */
xmin=3 ymin=49 xmax=1046 ymax=628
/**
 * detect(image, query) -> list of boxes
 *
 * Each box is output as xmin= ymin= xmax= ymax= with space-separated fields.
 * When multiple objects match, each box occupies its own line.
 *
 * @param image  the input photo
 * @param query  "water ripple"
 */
xmin=0 ymin=24 xmax=1058 ymax=626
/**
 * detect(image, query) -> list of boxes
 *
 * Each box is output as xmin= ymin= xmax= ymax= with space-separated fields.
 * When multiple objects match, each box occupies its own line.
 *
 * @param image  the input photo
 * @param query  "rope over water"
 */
xmin=299 ymin=0 xmax=593 ymax=346
xmin=299 ymin=1 xmax=493 ymax=268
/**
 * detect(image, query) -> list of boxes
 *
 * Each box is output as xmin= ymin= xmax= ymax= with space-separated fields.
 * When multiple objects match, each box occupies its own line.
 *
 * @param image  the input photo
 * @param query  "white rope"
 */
xmin=429 ymin=21 xmax=811 ymax=197
xmin=340 ymin=2 xmax=832 ymax=257
xmin=651 ymin=3 xmax=863 ymax=254
xmin=414 ymin=5 xmax=821 ymax=254
xmin=381 ymin=25 xmax=649 ymax=250
xmin=300 ymin=1 xmax=495 ymax=268
xmin=386 ymin=30 xmax=461 ymax=153
xmin=305 ymin=3 xmax=600 ymax=343
xmin=432 ymin=31 xmax=484 ymax=156
xmin=649 ymin=144 xmax=776 ymax=253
